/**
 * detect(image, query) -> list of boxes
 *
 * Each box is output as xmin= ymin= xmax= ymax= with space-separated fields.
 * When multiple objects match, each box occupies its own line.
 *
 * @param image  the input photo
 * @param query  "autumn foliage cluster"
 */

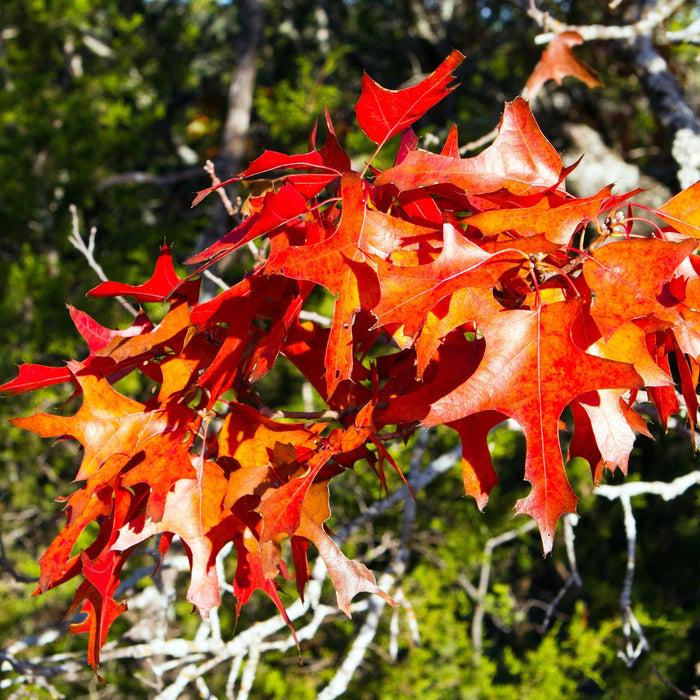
xmin=4 ymin=44 xmax=700 ymax=671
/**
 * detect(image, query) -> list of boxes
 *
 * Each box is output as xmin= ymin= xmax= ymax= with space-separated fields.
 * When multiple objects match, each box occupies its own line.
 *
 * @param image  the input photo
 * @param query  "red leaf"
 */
xmin=356 ymin=49 xmax=464 ymax=147
xmin=569 ymin=389 xmax=637 ymax=482
xmin=89 ymin=244 xmax=197 ymax=303
xmin=295 ymin=480 xmax=395 ymax=615
xmin=186 ymin=183 xmax=310 ymax=266
xmin=371 ymin=223 xmax=525 ymax=341
xmin=113 ymin=460 xmax=233 ymax=616
xmin=0 ymin=363 xmax=73 ymax=395
xmin=386 ymin=301 xmax=642 ymax=552
xmin=466 ymin=187 xmax=613 ymax=245
xmin=258 ymin=442 xmax=333 ymax=542
xmin=69 ymin=305 xmax=154 ymax=354
xmin=265 ymin=174 xmax=384 ymax=395
xmin=449 ymin=411 xmax=506 ymax=510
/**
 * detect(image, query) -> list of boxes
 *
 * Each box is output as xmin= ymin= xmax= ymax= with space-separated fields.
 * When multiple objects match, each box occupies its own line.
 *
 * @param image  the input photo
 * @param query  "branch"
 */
xmin=595 ymin=471 xmax=700 ymax=666
xmin=67 ymin=205 xmax=139 ymax=317
xmin=628 ymin=33 xmax=700 ymax=189
xmin=96 ymin=166 xmax=205 ymax=192
xmin=462 ymin=519 xmax=538 ymax=662
xmin=528 ymin=0 xmax=700 ymax=188
xmin=595 ymin=470 xmax=700 ymax=500
xmin=315 ymin=436 xmax=430 ymax=700
xmin=541 ymin=513 xmax=582 ymax=633
xmin=662 ymin=17 xmax=700 ymax=44
xmin=529 ymin=0 xmax=687 ymax=44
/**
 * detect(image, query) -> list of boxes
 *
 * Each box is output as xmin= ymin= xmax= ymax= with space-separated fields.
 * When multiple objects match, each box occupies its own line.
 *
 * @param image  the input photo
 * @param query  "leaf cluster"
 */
xmin=4 ymin=47 xmax=700 ymax=677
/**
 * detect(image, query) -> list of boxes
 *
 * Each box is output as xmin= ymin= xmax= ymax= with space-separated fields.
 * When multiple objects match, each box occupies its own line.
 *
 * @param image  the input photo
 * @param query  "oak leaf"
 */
xmin=375 ymin=98 xmax=566 ymax=196
xmin=356 ymin=49 xmax=464 ymax=149
xmin=524 ymin=31 xmax=602 ymax=101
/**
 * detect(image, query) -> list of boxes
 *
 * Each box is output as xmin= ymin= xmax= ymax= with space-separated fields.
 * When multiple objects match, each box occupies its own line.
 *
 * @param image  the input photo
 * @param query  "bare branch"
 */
xmin=662 ymin=17 xmax=700 ymax=44
xmin=528 ymin=0 xmax=700 ymax=188
xmin=96 ymin=166 xmax=204 ymax=192
xmin=595 ymin=470 xmax=700 ymax=500
xmin=204 ymin=160 xmax=237 ymax=218
xmin=459 ymin=519 xmax=538 ymax=661
xmin=594 ymin=472 xmax=700 ymax=667
xmin=317 ymin=569 xmax=397 ymax=700
xmin=67 ymin=204 xmax=139 ymax=317
xmin=529 ymin=0 xmax=687 ymax=44
xmin=541 ymin=513 xmax=582 ymax=633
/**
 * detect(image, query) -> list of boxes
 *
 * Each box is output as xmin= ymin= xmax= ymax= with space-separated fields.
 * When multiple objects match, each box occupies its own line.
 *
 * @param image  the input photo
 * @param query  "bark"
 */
xmin=200 ymin=0 xmax=265 ymax=288
xmin=220 ymin=0 xmax=266 ymax=179
xmin=530 ymin=0 xmax=700 ymax=189
xmin=562 ymin=122 xmax=672 ymax=208
xmin=627 ymin=34 xmax=700 ymax=189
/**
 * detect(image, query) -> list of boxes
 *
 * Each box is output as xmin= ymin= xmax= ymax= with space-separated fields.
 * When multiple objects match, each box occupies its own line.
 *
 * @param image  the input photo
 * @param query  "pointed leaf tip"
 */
xmin=356 ymin=50 xmax=465 ymax=147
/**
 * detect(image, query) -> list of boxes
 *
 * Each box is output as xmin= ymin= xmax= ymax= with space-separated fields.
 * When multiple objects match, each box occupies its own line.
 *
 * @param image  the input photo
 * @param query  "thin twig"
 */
xmin=650 ymin=662 xmax=698 ymax=699
xmin=67 ymin=204 xmax=138 ymax=317
xmin=204 ymin=160 xmax=237 ymax=218
xmin=541 ymin=513 xmax=582 ymax=632
xmin=468 ymin=520 xmax=538 ymax=661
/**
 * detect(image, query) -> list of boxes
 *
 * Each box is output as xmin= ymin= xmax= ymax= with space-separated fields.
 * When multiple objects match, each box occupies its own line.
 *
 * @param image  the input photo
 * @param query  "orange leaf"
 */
xmin=655 ymin=180 xmax=700 ymax=238
xmin=375 ymin=98 xmax=566 ymax=196
xmin=524 ymin=31 xmax=602 ymax=101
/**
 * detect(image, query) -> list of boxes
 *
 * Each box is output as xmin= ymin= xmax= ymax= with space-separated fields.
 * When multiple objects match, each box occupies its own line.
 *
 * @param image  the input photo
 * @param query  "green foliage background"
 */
xmin=1 ymin=0 xmax=699 ymax=697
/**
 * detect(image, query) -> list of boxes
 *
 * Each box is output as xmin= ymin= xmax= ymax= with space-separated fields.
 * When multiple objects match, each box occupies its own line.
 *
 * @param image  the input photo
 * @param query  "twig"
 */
xmin=203 ymin=159 xmax=263 ymax=262
xmin=203 ymin=268 xmax=230 ymax=292
xmin=458 ymin=126 xmax=499 ymax=155
xmin=67 ymin=204 xmax=139 ymax=318
xmin=465 ymin=519 xmax=538 ymax=662
xmin=541 ymin=513 xmax=582 ymax=633
xmin=650 ymin=662 xmax=699 ymax=699
xmin=204 ymin=160 xmax=237 ymax=218
xmin=529 ymin=0 xmax=687 ymax=44
xmin=258 ymin=405 xmax=368 ymax=422
xmin=594 ymin=473 xmax=700 ymax=668
xmin=96 ymin=166 xmax=204 ymax=192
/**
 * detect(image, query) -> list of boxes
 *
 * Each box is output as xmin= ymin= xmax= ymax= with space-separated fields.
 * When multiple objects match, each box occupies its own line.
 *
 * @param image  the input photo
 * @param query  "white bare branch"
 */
xmin=530 ymin=0 xmax=687 ymax=44
xmin=67 ymin=204 xmax=139 ymax=317
xmin=594 ymin=470 xmax=700 ymax=666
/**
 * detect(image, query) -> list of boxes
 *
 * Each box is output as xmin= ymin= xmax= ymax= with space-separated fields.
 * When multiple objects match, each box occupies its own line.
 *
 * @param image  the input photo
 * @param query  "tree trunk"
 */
xmin=200 ymin=0 xmax=265 ymax=294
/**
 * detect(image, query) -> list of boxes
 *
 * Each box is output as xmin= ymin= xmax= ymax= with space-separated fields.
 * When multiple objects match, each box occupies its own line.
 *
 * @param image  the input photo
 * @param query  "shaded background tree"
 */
xmin=1 ymin=0 xmax=699 ymax=697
